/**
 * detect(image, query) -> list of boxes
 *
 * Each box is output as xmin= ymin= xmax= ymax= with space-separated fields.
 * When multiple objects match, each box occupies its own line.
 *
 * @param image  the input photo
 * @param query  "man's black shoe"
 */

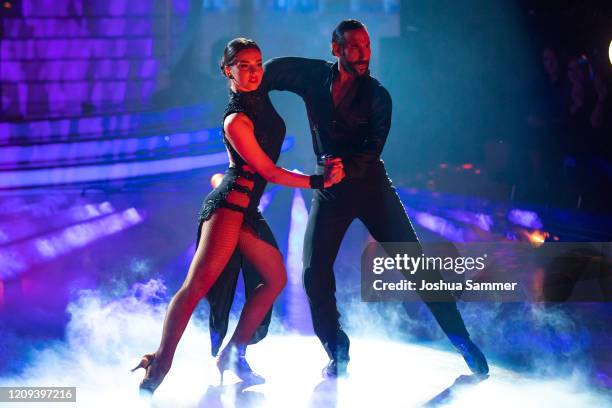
xmin=451 ymin=337 xmax=489 ymax=375
xmin=455 ymin=339 xmax=489 ymax=375
xmin=321 ymin=359 xmax=348 ymax=378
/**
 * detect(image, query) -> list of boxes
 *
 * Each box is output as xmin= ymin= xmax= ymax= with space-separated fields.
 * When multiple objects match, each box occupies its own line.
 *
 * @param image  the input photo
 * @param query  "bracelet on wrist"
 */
xmin=309 ymin=175 xmax=324 ymax=189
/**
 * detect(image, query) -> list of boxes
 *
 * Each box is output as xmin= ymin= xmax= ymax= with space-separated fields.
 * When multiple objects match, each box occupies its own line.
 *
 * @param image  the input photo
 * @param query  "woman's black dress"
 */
xmin=197 ymin=88 xmax=286 ymax=356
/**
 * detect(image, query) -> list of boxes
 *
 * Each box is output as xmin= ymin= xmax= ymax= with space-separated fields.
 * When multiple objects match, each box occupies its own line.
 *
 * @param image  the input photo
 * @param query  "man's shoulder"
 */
xmin=264 ymin=56 xmax=332 ymax=71
xmin=366 ymin=75 xmax=391 ymax=103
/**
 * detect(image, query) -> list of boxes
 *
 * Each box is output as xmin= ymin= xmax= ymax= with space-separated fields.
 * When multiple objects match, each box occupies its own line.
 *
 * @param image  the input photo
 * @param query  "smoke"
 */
xmin=456 ymin=302 xmax=596 ymax=377
xmin=0 ymin=279 xmax=610 ymax=407
xmin=340 ymin=297 xmax=598 ymax=376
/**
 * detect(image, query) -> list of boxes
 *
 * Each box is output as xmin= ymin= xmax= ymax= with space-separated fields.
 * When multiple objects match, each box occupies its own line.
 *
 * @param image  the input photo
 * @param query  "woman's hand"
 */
xmin=323 ymin=157 xmax=345 ymax=188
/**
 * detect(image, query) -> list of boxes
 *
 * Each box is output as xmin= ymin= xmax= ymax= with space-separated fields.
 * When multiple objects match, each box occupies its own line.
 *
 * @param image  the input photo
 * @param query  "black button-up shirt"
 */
xmin=262 ymin=57 xmax=392 ymax=180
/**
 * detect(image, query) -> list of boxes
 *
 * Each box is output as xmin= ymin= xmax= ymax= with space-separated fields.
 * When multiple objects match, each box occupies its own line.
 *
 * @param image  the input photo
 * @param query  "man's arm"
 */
xmin=343 ymin=83 xmax=392 ymax=179
xmin=262 ymin=57 xmax=327 ymax=97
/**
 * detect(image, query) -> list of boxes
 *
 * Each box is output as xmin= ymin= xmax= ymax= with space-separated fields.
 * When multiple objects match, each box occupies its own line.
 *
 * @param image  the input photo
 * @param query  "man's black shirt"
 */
xmin=262 ymin=57 xmax=392 ymax=180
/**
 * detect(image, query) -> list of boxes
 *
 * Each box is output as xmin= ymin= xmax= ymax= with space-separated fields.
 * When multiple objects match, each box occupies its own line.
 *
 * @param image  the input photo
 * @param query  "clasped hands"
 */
xmin=323 ymin=157 xmax=345 ymax=188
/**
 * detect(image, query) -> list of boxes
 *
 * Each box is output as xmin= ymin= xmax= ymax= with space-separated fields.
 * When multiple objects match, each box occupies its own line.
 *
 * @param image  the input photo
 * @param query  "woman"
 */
xmin=132 ymin=38 xmax=344 ymax=394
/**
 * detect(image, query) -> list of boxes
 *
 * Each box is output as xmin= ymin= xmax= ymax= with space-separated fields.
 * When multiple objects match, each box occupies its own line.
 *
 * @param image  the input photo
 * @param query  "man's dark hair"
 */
xmin=331 ymin=19 xmax=366 ymax=46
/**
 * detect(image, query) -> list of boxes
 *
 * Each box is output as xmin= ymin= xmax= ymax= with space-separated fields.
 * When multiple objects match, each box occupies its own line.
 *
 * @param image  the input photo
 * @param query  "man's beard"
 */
xmin=341 ymin=58 xmax=369 ymax=76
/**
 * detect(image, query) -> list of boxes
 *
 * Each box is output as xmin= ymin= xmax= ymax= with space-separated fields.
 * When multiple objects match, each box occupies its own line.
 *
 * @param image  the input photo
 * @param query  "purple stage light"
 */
xmin=508 ymin=209 xmax=543 ymax=229
xmin=2 ymin=17 xmax=153 ymax=38
xmin=0 ymin=229 xmax=8 ymax=244
xmin=258 ymin=186 xmax=281 ymax=213
xmin=1 ymin=39 xmax=155 ymax=60
xmin=1 ymin=138 xmax=294 ymax=188
xmin=0 ymin=105 xmax=210 ymax=141
xmin=447 ymin=210 xmax=494 ymax=232
xmin=0 ymin=201 xmax=115 ymax=245
xmin=140 ymin=60 xmax=158 ymax=77
xmin=412 ymin=211 xmax=466 ymax=242
xmin=0 ymin=207 xmax=144 ymax=279
xmin=285 ymin=189 xmax=312 ymax=333
xmin=0 ymin=152 xmax=228 ymax=188
xmin=0 ymin=130 xmax=213 ymax=166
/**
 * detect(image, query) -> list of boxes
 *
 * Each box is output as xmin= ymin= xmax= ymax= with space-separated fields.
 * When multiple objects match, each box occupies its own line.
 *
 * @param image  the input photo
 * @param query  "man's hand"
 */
xmin=323 ymin=157 xmax=345 ymax=188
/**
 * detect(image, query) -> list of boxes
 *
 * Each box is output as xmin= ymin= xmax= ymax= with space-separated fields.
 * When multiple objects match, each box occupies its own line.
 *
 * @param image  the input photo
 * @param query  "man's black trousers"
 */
xmin=302 ymin=166 xmax=471 ymax=361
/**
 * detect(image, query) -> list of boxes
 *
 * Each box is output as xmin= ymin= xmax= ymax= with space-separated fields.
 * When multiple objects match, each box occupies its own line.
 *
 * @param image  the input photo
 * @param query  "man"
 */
xmin=262 ymin=19 xmax=488 ymax=378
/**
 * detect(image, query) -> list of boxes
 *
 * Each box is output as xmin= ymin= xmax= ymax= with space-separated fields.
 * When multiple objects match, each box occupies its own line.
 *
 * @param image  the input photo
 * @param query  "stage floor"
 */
xmin=1 ymin=174 xmax=611 ymax=406
xmin=1 ymin=325 xmax=610 ymax=408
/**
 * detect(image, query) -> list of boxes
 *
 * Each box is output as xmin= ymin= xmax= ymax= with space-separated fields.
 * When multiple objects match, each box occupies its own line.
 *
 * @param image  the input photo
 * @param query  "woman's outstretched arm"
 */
xmin=224 ymin=112 xmax=344 ymax=188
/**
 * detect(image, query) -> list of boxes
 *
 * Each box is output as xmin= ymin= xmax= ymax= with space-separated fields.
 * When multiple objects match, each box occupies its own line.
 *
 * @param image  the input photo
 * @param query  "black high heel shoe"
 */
xmin=131 ymin=353 xmax=167 ymax=395
xmin=216 ymin=345 xmax=265 ymax=385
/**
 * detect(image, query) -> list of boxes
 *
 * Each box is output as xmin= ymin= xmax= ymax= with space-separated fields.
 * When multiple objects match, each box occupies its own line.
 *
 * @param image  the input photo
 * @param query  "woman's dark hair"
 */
xmin=331 ymin=19 xmax=366 ymax=46
xmin=219 ymin=37 xmax=261 ymax=77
